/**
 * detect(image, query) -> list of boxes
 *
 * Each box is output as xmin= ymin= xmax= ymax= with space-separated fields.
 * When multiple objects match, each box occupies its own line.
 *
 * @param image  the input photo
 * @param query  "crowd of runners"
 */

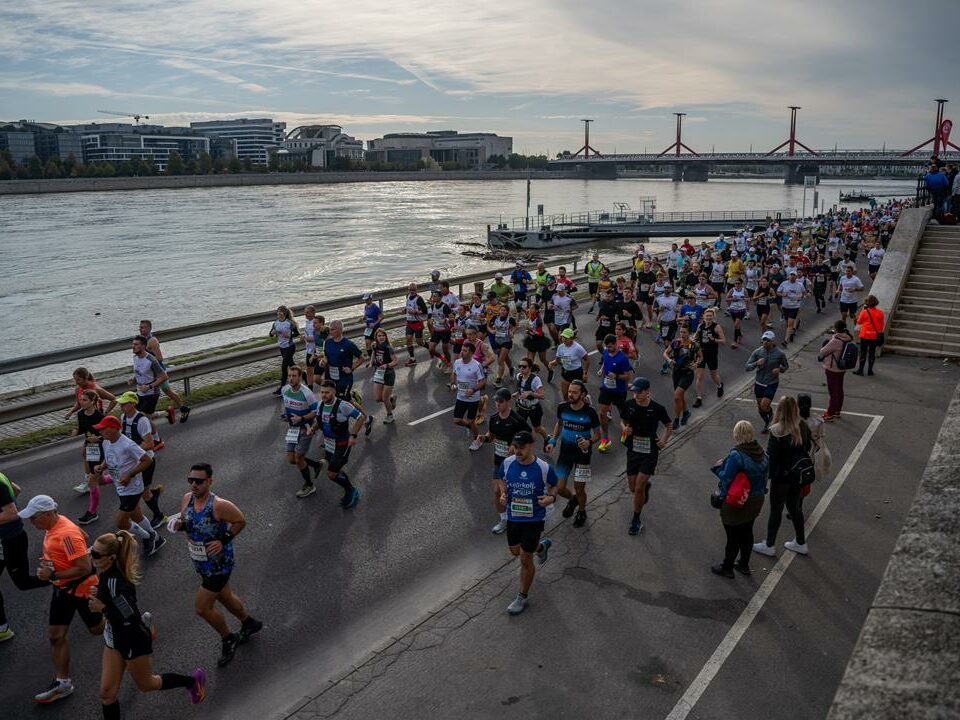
xmin=0 ymin=199 xmax=906 ymax=716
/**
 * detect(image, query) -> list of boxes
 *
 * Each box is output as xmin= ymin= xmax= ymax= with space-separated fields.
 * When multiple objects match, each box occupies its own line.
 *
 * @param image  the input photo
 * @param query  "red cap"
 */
xmin=92 ymin=415 xmax=121 ymax=430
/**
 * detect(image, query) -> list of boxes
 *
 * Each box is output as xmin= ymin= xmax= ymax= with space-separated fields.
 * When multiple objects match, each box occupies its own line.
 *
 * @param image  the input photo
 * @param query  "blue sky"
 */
xmin=0 ymin=0 xmax=956 ymax=154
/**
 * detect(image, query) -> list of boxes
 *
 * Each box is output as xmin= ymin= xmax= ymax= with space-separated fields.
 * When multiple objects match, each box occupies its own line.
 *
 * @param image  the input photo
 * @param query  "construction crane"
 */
xmin=97 ymin=109 xmax=150 ymax=124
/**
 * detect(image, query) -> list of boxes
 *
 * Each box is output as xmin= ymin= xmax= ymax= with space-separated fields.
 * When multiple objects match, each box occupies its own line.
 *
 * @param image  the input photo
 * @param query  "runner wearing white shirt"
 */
xmin=450 ymin=343 xmax=487 ymax=451
xmin=836 ymin=266 xmax=865 ymax=322
xmin=654 ymin=287 xmax=680 ymax=374
xmin=866 ymin=242 xmax=885 ymax=280
xmin=549 ymin=330 xmax=590 ymax=398
xmin=777 ymin=271 xmax=807 ymax=346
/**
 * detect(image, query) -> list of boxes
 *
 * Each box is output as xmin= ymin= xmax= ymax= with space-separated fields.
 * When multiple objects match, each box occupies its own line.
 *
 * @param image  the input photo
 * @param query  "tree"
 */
xmin=213 ymin=157 xmax=226 ymax=174
xmin=241 ymin=157 xmax=253 ymax=172
xmin=268 ymin=154 xmax=280 ymax=172
xmin=137 ymin=158 xmax=154 ymax=176
xmin=0 ymin=148 xmax=12 ymax=164
xmin=43 ymin=159 xmax=62 ymax=178
xmin=101 ymin=162 xmax=116 ymax=177
xmin=62 ymin=153 xmax=78 ymax=176
xmin=187 ymin=159 xmax=200 ymax=175
xmin=199 ymin=152 xmax=213 ymax=175
xmin=166 ymin=150 xmax=184 ymax=175
xmin=0 ymin=159 xmax=12 ymax=180
xmin=228 ymin=156 xmax=242 ymax=173
xmin=28 ymin=155 xmax=43 ymax=179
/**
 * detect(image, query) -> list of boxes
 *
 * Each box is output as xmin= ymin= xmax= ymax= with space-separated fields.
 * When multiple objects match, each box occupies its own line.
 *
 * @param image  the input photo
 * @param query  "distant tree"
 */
xmin=101 ymin=162 xmax=116 ymax=177
xmin=213 ymin=156 xmax=226 ymax=174
xmin=268 ymin=154 xmax=280 ymax=172
xmin=199 ymin=152 xmax=213 ymax=174
xmin=43 ymin=159 xmax=62 ymax=178
xmin=187 ymin=159 xmax=200 ymax=175
xmin=0 ymin=148 xmax=12 ymax=164
xmin=228 ymin=156 xmax=242 ymax=173
xmin=28 ymin=155 xmax=43 ymax=179
xmin=137 ymin=158 xmax=155 ymax=176
xmin=241 ymin=157 xmax=253 ymax=172
xmin=70 ymin=162 xmax=85 ymax=177
xmin=62 ymin=153 xmax=78 ymax=176
xmin=15 ymin=164 xmax=30 ymax=179
xmin=166 ymin=150 xmax=185 ymax=175
xmin=0 ymin=159 xmax=12 ymax=180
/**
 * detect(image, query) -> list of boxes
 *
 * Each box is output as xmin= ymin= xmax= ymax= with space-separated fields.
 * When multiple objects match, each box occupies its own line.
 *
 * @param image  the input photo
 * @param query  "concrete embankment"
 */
xmin=0 ymin=169 xmax=572 ymax=196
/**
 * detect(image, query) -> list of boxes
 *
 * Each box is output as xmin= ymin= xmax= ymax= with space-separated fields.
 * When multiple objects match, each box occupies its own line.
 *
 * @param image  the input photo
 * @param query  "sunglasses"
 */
xmin=90 ymin=549 xmax=109 ymax=560
xmin=518 ymin=364 xmax=530 ymax=369
xmin=187 ymin=477 xmax=208 ymax=485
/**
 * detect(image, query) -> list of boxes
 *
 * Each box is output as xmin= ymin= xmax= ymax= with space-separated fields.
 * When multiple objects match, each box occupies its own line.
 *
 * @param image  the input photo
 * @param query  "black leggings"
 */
xmin=722 ymin=520 xmax=755 ymax=569
xmin=0 ymin=530 xmax=50 ymax=625
xmin=858 ymin=339 xmax=878 ymax=372
xmin=278 ymin=345 xmax=296 ymax=388
xmin=766 ymin=482 xmax=805 ymax=546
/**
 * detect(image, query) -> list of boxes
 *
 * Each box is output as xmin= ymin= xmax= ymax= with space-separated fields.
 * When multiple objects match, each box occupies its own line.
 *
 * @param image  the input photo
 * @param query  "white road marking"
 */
xmin=407 ymin=405 xmax=455 ymax=426
xmin=664 ymin=411 xmax=884 ymax=720
xmin=733 ymin=397 xmax=879 ymax=419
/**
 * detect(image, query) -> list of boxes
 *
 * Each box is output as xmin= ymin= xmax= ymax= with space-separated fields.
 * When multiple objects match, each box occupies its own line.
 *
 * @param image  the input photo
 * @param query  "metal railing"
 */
xmin=915 ymin=173 xmax=932 ymax=207
xmin=496 ymin=209 xmax=796 ymax=232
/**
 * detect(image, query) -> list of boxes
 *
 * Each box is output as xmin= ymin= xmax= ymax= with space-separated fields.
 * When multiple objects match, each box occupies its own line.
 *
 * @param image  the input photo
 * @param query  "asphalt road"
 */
xmin=1 ymin=283 xmax=954 ymax=720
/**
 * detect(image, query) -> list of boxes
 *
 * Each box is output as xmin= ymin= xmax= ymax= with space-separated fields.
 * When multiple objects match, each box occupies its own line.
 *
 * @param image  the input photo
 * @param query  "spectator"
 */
xmin=818 ymin=320 xmax=854 ymax=421
xmin=951 ymin=165 xmax=960 ymax=215
xmin=925 ymin=164 xmax=951 ymax=217
xmin=854 ymin=295 xmax=885 ymax=376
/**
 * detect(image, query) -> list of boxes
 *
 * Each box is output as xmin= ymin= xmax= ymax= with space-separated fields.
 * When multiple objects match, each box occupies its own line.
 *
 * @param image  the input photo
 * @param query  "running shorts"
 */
xmin=137 ymin=394 xmax=160 ymax=414
xmin=325 ymin=444 xmax=352 ymax=473
xmin=200 ymin=572 xmax=231 ymax=593
xmin=453 ymin=399 xmax=480 ymax=420
xmin=754 ymin=382 xmax=778 ymax=400
xmin=626 ymin=451 xmax=658 ymax=477
xmin=506 ymin=520 xmax=545 ymax=554
xmin=597 ymin=388 xmax=626 ymax=410
xmin=117 ymin=492 xmax=142 ymax=513
xmin=697 ymin=345 xmax=719 ymax=371
xmin=49 ymin=586 xmax=102 ymax=629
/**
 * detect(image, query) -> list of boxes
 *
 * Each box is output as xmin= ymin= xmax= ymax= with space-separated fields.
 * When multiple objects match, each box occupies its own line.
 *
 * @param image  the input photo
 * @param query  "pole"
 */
xmin=802 ymin=185 xmax=807 ymax=219
xmin=525 ymin=176 xmax=531 ymax=230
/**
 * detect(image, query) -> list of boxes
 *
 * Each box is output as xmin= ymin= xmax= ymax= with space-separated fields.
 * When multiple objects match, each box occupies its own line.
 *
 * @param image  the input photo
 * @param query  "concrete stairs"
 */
xmin=886 ymin=225 xmax=960 ymax=357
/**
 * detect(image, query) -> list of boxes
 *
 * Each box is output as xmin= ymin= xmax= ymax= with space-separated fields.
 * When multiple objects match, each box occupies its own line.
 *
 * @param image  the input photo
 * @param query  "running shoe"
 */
xmin=364 ymin=414 xmax=374 ymax=436
xmin=535 ymin=538 xmax=552 ymax=565
xmin=562 ymin=496 xmax=578 ymax=518
xmin=77 ymin=511 xmax=99 ymax=526
xmin=659 ymin=362 xmax=669 ymax=375
xmin=692 ymin=397 xmax=703 ymax=408
xmin=717 ymin=383 xmax=724 ymax=398
xmin=752 ymin=542 xmax=776 ymax=557
xmin=710 ymin=564 xmax=735 ymax=579
xmin=491 ymin=518 xmax=508 ymax=535
xmin=572 ymin=510 xmax=587 ymax=528
xmin=342 ymin=488 xmax=361 ymax=509
xmin=672 ymin=418 xmax=680 ymax=431
xmin=681 ymin=410 xmax=691 ymax=426
xmin=405 ymin=358 xmax=417 ymax=367
xmin=351 ymin=389 xmax=363 ymax=407
xmin=547 ymin=368 xmax=555 ymax=384
xmin=628 ymin=519 xmax=643 ymax=536
xmin=187 ymin=669 xmax=207 ymax=705
xmin=383 ymin=414 xmax=395 ymax=424
xmin=166 ymin=406 xmax=177 ymax=425
xmin=296 ymin=483 xmax=316 ymax=499
xmin=734 ymin=563 xmax=752 ymax=576
xmin=239 ymin=616 xmax=263 ymax=642
xmin=146 ymin=534 xmax=166 ymax=557
xmin=72 ymin=481 xmax=89 ymax=494
xmin=150 ymin=514 xmax=166 ymax=530
xmin=468 ymin=436 xmax=485 ymax=451
xmin=34 ymin=679 xmax=74 ymax=704
xmin=597 ymin=438 xmax=611 ymax=453
xmin=784 ymin=540 xmax=808 ymax=555
xmin=0 ymin=627 xmax=14 ymax=643
xmin=217 ymin=633 xmax=240 ymax=667
xmin=154 ymin=440 xmax=165 ymax=451
xmin=506 ymin=594 xmax=528 ymax=615
xmin=179 ymin=406 xmax=191 ymax=423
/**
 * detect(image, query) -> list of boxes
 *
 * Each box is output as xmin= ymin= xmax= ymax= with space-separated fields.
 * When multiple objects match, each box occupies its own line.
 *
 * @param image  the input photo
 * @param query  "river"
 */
xmin=0 ymin=176 xmax=913 ymax=392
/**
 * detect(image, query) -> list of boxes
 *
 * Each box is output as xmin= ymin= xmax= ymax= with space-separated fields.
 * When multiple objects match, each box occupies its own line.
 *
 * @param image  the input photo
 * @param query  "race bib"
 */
xmin=632 ymin=437 xmax=652 ymax=454
xmin=573 ymin=465 xmax=592 ymax=482
xmin=640 ymin=283 xmax=650 ymax=292
xmin=494 ymin=439 xmax=509 ymax=456
xmin=510 ymin=497 xmax=534 ymax=517
xmin=373 ymin=367 xmax=386 ymax=383
xmin=363 ymin=327 xmax=374 ymax=338
xmin=603 ymin=374 xmax=617 ymax=389
xmin=561 ymin=357 xmax=577 ymax=370
xmin=513 ymin=284 xmax=523 ymax=293
xmin=495 ymin=332 xmax=508 ymax=341
xmin=285 ymin=426 xmax=302 ymax=444
xmin=328 ymin=366 xmax=340 ymax=380
xmin=457 ymin=381 xmax=473 ymax=393
xmin=85 ymin=445 xmax=102 ymax=462
xmin=187 ymin=541 xmax=208 ymax=562
xmin=324 ymin=437 xmax=336 ymax=454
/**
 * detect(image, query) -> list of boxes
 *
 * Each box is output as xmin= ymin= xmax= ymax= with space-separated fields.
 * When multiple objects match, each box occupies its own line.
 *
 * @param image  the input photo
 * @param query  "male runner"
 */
xmin=597 ymin=334 xmax=634 ymax=452
xmin=129 ymin=335 xmax=167 ymax=449
xmin=745 ymin=330 xmax=789 ymax=433
xmin=450 ymin=341 xmax=487 ymax=451
xmin=139 ymin=320 xmax=190 ymax=424
xmin=311 ymin=380 xmax=365 ymax=508
xmin=620 ymin=377 xmax=673 ymax=535
xmin=484 ymin=388 xmax=532 ymax=534
xmin=280 ymin=366 xmax=323 ymax=499
xmin=116 ymin=391 xmax=165 ymax=528
xmin=545 ymin=380 xmax=601 ymax=528
xmin=321 ymin=320 xmax=372 ymax=433
xmin=403 ymin=283 xmax=429 ymax=366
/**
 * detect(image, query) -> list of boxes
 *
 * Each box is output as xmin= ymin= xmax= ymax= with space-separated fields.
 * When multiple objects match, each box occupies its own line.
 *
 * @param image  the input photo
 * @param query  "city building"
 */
xmin=0 ymin=128 xmax=36 ymax=164
xmin=190 ymin=118 xmax=286 ymax=165
xmin=68 ymin=123 xmax=210 ymax=171
xmin=365 ymin=131 xmax=513 ymax=168
xmin=6 ymin=122 xmax=85 ymax=163
xmin=271 ymin=125 xmax=364 ymax=168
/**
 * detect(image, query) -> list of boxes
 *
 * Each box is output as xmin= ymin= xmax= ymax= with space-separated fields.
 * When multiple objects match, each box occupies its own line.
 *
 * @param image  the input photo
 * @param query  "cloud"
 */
xmin=160 ymin=58 xmax=268 ymax=93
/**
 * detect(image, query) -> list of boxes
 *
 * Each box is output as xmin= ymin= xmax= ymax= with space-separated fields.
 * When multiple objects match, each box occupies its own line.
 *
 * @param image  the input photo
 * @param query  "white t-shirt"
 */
xmin=839 ymin=275 xmax=864 ymax=303
xmin=441 ymin=292 xmax=460 ymax=311
xmin=655 ymin=294 xmax=680 ymax=322
xmin=102 ymin=434 xmax=146 ymax=497
xmin=552 ymin=294 xmax=573 ymax=325
xmin=867 ymin=248 xmax=885 ymax=266
xmin=453 ymin=358 xmax=485 ymax=402
xmin=556 ymin=342 xmax=587 ymax=371
xmin=777 ymin=280 xmax=806 ymax=309
xmin=515 ymin=373 xmax=544 ymax=407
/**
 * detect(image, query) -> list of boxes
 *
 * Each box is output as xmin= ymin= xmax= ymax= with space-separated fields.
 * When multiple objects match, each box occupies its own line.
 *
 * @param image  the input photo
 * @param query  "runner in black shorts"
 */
xmin=620 ymin=378 xmax=672 ymax=535
xmin=370 ymin=328 xmax=399 ymax=424
xmin=692 ymin=307 xmax=725 ymax=409
xmin=664 ymin=325 xmax=702 ymax=430
xmin=545 ymin=381 xmax=601 ymax=529
xmin=484 ymin=388 xmax=532 ymax=534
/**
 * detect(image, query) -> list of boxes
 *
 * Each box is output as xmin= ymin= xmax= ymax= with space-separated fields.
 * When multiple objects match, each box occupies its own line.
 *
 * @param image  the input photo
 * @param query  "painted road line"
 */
xmin=407 ymin=405 xmax=456 ymax=426
xmin=664 ymin=412 xmax=884 ymax=720
xmin=733 ymin=397 xmax=880 ymax=419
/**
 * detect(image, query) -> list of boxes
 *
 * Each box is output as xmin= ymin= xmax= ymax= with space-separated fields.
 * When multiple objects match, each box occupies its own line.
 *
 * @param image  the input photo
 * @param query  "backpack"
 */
xmin=837 ymin=338 xmax=859 ymax=370
xmin=789 ymin=443 xmax=816 ymax=486
xmin=724 ymin=471 xmax=752 ymax=508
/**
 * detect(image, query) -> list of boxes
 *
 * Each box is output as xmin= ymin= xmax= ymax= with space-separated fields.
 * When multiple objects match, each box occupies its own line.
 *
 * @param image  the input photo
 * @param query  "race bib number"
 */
xmin=513 ymin=283 xmax=523 ymax=292
xmin=640 ymin=283 xmax=650 ymax=292
xmin=573 ymin=465 xmax=592 ymax=482
xmin=324 ymin=437 xmax=336 ymax=453
xmin=363 ymin=327 xmax=374 ymax=338
xmin=285 ymin=427 xmax=302 ymax=444
xmin=631 ymin=437 xmax=652 ymax=454
xmin=85 ymin=445 xmax=102 ymax=462
xmin=457 ymin=381 xmax=473 ymax=393
xmin=187 ymin=541 xmax=208 ymax=562
xmin=373 ymin=367 xmax=386 ymax=383
xmin=328 ymin=366 xmax=340 ymax=380
xmin=510 ymin=497 xmax=534 ymax=518
xmin=495 ymin=332 xmax=508 ymax=342
xmin=561 ymin=357 xmax=577 ymax=370
xmin=494 ymin=439 xmax=509 ymax=456
xmin=603 ymin=374 xmax=617 ymax=389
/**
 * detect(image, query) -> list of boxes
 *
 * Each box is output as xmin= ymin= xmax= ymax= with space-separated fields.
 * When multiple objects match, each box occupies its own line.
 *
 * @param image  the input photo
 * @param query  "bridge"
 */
xmin=550 ymin=101 xmax=960 ymax=183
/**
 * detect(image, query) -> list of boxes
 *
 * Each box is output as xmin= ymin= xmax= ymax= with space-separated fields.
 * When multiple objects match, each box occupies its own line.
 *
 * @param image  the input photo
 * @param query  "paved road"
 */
xmin=1 ymin=288 xmax=955 ymax=720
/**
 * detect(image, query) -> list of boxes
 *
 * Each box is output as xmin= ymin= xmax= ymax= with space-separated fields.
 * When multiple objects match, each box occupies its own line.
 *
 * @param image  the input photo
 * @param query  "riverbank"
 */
xmin=0 ymin=169 xmax=574 ymax=196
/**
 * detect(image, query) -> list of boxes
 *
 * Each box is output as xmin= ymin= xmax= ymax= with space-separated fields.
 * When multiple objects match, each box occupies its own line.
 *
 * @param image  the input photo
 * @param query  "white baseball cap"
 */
xmin=761 ymin=330 xmax=776 ymax=341
xmin=494 ymin=272 xmax=503 ymax=279
xmin=17 ymin=494 xmax=57 ymax=518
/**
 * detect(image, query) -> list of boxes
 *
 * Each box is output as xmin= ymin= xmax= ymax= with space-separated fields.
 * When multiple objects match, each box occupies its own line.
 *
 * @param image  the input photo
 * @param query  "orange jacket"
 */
xmin=856 ymin=307 xmax=885 ymax=340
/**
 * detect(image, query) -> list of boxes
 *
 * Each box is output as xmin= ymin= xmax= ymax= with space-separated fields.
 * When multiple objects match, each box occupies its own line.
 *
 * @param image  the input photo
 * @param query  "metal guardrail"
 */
xmin=915 ymin=173 xmax=932 ymax=207
xmin=0 ymin=256 xmax=638 ymax=427
xmin=499 ymin=209 xmax=796 ymax=232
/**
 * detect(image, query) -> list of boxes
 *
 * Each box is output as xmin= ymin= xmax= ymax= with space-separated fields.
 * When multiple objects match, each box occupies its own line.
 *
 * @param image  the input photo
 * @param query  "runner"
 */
xmin=725 ymin=278 xmax=749 ymax=348
xmin=549 ymin=328 xmax=590 ymax=399
xmin=693 ymin=274 xmax=718 ymax=310
xmin=488 ymin=303 xmax=517 ymax=387
xmin=752 ymin=276 xmax=776 ymax=330
xmin=654 ymin=283 xmax=680 ymax=375
xmin=139 ymin=320 xmax=191 ymax=424
xmin=809 ymin=254 xmax=831 ymax=314
xmin=522 ymin=303 xmax=552 ymax=377
xmin=73 ymin=389 xmax=110 ymax=512
xmin=597 ymin=334 xmax=634 ymax=452
xmin=440 ymin=281 xmax=460 ymax=311
xmin=620 ymin=377 xmax=672 ymax=535
xmin=496 ymin=430 xmax=557 ymax=615
xmin=693 ymin=307 xmax=726 ymax=409
xmin=484 ymin=388 xmax=531 ymax=534
xmin=370 ymin=328 xmax=400 ymax=423
xmin=321 ymin=320 xmax=372 ymax=433
xmin=745 ymin=330 xmax=789 ymax=433
xmin=361 ymin=293 xmax=383 ymax=358
xmin=116 ymin=391 xmax=165 ymax=529
xmin=279 ymin=366 xmax=323 ymax=499
xmin=65 ymin=368 xmax=117 ymax=424
xmin=403 ymin=283 xmax=429 ymax=366
xmin=488 ymin=272 xmax=514 ymax=308
xmin=635 ymin=263 xmax=657 ymax=327
xmin=777 ymin=270 xmax=807 ymax=346
xmin=426 ymin=290 xmax=455 ymax=369
xmin=302 ymin=305 xmax=321 ymax=390
xmin=92 ymin=416 xmax=165 ymax=556
xmin=510 ymin=262 xmax=532 ymax=319
xmin=585 ymin=253 xmax=606 ymax=313
xmin=19 ymin=495 xmax=104 ymax=704
xmin=0 ymin=472 xmax=49 ymax=644
xmin=309 ymin=380 xmax=365 ymax=508
xmin=449 ymin=342 xmax=487 ymax=451
xmin=129 ymin=335 xmax=167 ymax=449
xmin=545 ymin=380 xmax=601 ymax=529
xmin=88 ymin=530 xmax=207 ymax=718
xmin=594 ymin=289 xmax=619 ymax=352
xmin=836 ymin=265 xmax=865 ymax=323
xmin=170 ymin=463 xmax=262 ymax=667
xmin=513 ymin=361 xmax=550 ymax=446
xmin=269 ymin=306 xmax=299 ymax=396
xmin=664 ymin=325 xmax=702 ymax=430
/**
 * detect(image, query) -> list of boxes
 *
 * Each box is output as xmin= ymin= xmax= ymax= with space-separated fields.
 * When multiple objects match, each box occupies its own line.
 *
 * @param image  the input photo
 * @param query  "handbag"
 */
xmin=724 ymin=471 xmax=752 ymax=508
xmin=865 ymin=308 xmax=884 ymax=346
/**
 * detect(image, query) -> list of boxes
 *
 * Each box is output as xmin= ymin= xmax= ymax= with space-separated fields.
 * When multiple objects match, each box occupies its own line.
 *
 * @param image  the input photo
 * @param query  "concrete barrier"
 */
xmin=0 ymin=170 xmax=570 ymax=196
xmin=827 ymin=380 xmax=960 ymax=720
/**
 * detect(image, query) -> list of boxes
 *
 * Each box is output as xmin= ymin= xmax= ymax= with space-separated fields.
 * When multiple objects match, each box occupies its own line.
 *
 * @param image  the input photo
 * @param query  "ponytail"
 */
xmin=95 ymin=530 xmax=142 ymax=585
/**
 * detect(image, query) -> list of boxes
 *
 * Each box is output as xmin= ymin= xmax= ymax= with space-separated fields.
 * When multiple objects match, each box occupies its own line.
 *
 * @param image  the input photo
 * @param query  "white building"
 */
xmin=273 ymin=125 xmax=364 ymax=168
xmin=65 ymin=123 xmax=210 ymax=171
xmin=190 ymin=118 xmax=286 ymax=165
xmin=366 ymin=130 xmax=513 ymax=168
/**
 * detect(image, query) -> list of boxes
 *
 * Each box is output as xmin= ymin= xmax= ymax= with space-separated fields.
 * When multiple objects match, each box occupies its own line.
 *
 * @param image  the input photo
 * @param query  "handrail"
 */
xmin=0 ymin=255 xmax=583 ymax=376
xmin=498 ymin=209 xmax=795 ymax=232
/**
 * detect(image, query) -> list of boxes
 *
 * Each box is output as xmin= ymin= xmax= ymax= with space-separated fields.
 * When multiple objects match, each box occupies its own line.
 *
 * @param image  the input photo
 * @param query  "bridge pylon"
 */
xmin=574 ymin=119 xmax=602 ymax=159
xmin=658 ymin=113 xmax=699 ymax=157
xmin=767 ymin=106 xmax=817 ymax=156
xmin=901 ymin=98 xmax=959 ymax=157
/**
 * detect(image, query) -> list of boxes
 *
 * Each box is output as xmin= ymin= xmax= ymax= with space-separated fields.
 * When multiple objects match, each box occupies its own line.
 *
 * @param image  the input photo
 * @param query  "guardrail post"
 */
xmin=474 ymin=281 xmax=484 ymax=296
xmin=458 ymin=283 xmax=463 ymax=297
xmin=183 ymin=377 xmax=191 ymax=398
xmin=573 ymin=260 xmax=579 ymax=273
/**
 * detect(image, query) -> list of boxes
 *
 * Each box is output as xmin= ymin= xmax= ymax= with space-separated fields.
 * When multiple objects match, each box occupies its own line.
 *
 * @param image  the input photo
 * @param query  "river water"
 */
xmin=0 ymin=177 xmax=912 ymax=392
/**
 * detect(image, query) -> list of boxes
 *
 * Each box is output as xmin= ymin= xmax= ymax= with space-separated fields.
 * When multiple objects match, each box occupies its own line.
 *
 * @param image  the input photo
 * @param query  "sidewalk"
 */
xmin=277 ymin=338 xmax=960 ymax=720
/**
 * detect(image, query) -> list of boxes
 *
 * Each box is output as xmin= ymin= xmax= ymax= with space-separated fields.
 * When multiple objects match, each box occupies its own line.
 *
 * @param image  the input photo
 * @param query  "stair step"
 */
xmin=899 ymin=287 xmax=960 ymax=299
xmin=902 ymin=280 xmax=960 ymax=291
xmin=890 ymin=318 xmax=960 ymax=333
xmin=913 ymin=258 xmax=960 ymax=267
xmin=893 ymin=312 xmax=960 ymax=329
xmin=886 ymin=327 xmax=960 ymax=344
xmin=882 ymin=342 xmax=960 ymax=358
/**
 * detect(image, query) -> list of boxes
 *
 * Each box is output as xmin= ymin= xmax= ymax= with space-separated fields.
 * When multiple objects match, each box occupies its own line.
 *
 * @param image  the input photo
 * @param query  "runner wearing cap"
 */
xmin=550 ymin=328 xmax=590 ymax=399
xmin=361 ymin=293 xmax=383 ymax=359
xmin=428 ymin=269 xmax=442 ymax=294
xmin=19 ymin=495 xmax=104 ymax=704
xmin=170 ymin=463 xmax=262 ymax=667
xmin=745 ymin=331 xmax=789 ymax=433
xmin=513 ymin=360 xmax=549 ymax=445
xmin=280 ymin=366 xmax=323 ymax=499
xmin=483 ymin=388 xmax=532 ymax=534
xmin=496 ymin=430 xmax=557 ymax=615
xmin=114 ymin=391 xmax=165 ymax=529
xmin=93 ymin=415 xmax=166 ymax=556
xmin=585 ymin=253 xmax=606 ymax=313
xmin=545 ymin=380 xmax=601 ymax=529
xmin=509 ymin=262 xmax=532 ymax=319
xmin=489 ymin=272 xmax=513 ymax=307
xmin=620 ymin=378 xmax=673 ymax=535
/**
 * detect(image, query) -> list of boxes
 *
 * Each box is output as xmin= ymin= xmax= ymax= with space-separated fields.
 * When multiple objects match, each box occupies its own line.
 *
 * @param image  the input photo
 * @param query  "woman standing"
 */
xmin=818 ymin=320 xmax=853 ymax=421
xmin=710 ymin=420 xmax=769 ymax=578
xmin=854 ymin=295 xmax=885 ymax=376
xmin=370 ymin=328 xmax=400 ymax=423
xmin=269 ymin=306 xmax=299 ymax=395
xmin=88 ymin=530 xmax=206 ymax=719
xmin=753 ymin=396 xmax=813 ymax=557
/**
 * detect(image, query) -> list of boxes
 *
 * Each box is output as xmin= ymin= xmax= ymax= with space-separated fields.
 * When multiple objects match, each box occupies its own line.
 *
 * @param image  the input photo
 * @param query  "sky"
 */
xmin=0 ymin=0 xmax=957 ymax=155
